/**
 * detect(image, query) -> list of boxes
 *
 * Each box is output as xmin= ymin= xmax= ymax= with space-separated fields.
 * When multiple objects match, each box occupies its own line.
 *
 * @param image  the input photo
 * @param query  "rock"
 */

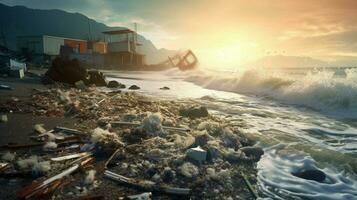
xmin=44 ymin=57 xmax=87 ymax=85
xmin=160 ymin=86 xmax=170 ymax=90
xmin=240 ymin=146 xmax=264 ymax=161
xmin=107 ymin=80 xmax=120 ymax=88
xmin=292 ymin=169 xmax=326 ymax=183
xmin=162 ymin=167 xmax=175 ymax=182
xmin=186 ymin=146 xmax=207 ymax=163
xmin=179 ymin=106 xmax=209 ymax=119
xmin=129 ymin=85 xmax=140 ymax=90
xmin=87 ymin=70 xmax=107 ymax=86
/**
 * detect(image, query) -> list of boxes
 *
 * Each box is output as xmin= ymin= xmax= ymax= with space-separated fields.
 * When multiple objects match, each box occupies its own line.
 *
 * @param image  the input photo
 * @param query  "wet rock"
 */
xmin=292 ymin=169 xmax=326 ymax=183
xmin=160 ymin=86 xmax=170 ymax=90
xmin=240 ymin=146 xmax=264 ymax=161
xmin=179 ymin=106 xmax=209 ymax=119
xmin=162 ymin=167 xmax=175 ymax=182
xmin=107 ymin=80 xmax=119 ymax=88
xmin=44 ymin=57 xmax=87 ymax=85
xmin=129 ymin=85 xmax=140 ymax=90
xmin=87 ymin=70 xmax=107 ymax=86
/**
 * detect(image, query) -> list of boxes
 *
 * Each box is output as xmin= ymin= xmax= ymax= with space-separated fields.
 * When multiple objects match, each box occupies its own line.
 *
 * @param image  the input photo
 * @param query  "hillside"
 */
xmin=0 ymin=3 xmax=176 ymax=64
xmin=243 ymin=55 xmax=331 ymax=68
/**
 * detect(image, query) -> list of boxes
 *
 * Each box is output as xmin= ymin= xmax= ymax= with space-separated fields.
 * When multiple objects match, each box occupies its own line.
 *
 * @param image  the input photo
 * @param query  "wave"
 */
xmin=183 ymin=68 xmax=357 ymax=117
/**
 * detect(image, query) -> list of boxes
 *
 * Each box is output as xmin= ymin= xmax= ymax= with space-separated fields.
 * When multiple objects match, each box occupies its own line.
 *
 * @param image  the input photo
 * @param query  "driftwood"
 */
xmin=104 ymin=148 xmax=121 ymax=169
xmin=241 ymin=172 xmax=258 ymax=199
xmin=51 ymin=152 xmax=91 ymax=162
xmin=110 ymin=121 xmax=190 ymax=132
xmin=18 ymin=157 xmax=93 ymax=199
xmin=0 ymin=139 xmax=83 ymax=150
xmin=54 ymin=126 xmax=84 ymax=135
xmin=104 ymin=170 xmax=191 ymax=196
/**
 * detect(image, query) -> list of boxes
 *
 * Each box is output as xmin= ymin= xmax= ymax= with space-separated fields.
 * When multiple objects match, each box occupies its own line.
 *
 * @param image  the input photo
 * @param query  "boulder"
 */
xmin=179 ymin=106 xmax=209 ymax=119
xmin=160 ymin=86 xmax=170 ymax=90
xmin=240 ymin=146 xmax=264 ymax=161
xmin=292 ymin=169 xmax=326 ymax=183
xmin=107 ymin=80 xmax=119 ymax=88
xmin=129 ymin=85 xmax=140 ymax=90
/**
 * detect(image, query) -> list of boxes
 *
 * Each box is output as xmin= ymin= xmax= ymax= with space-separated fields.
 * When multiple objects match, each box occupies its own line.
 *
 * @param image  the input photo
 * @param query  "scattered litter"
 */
xmin=179 ymin=162 xmax=199 ymax=178
xmin=34 ymin=124 xmax=47 ymax=134
xmin=43 ymin=141 xmax=58 ymax=150
xmin=0 ymin=115 xmax=8 ymax=123
xmin=1 ymin=151 xmax=15 ymax=161
xmin=179 ymin=106 xmax=209 ymax=119
xmin=141 ymin=113 xmax=164 ymax=136
xmin=127 ymin=192 xmax=152 ymax=200
xmin=0 ymin=84 xmax=13 ymax=90
xmin=51 ymin=152 xmax=90 ymax=162
xmin=84 ymin=170 xmax=96 ymax=185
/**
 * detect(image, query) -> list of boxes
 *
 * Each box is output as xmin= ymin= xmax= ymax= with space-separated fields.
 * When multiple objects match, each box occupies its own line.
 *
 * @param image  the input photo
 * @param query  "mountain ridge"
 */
xmin=0 ymin=3 xmax=176 ymax=64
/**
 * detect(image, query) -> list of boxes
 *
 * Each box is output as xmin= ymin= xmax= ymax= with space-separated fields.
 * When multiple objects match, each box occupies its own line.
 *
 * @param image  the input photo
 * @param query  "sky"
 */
xmin=1 ymin=0 xmax=357 ymax=68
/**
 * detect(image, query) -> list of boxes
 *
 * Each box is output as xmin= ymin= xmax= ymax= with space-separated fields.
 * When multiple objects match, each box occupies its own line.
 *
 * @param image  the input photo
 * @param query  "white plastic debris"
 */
xmin=179 ymin=162 xmax=199 ymax=178
xmin=91 ymin=127 xmax=122 ymax=145
xmin=127 ymin=192 xmax=152 ymax=200
xmin=186 ymin=146 xmax=207 ymax=162
xmin=43 ymin=141 xmax=58 ymax=150
xmin=34 ymin=124 xmax=47 ymax=134
xmin=1 ymin=152 xmax=15 ymax=162
xmin=0 ymin=115 xmax=8 ymax=123
xmin=17 ymin=156 xmax=51 ymax=174
xmin=84 ymin=169 xmax=96 ymax=185
xmin=33 ymin=161 xmax=51 ymax=174
xmin=141 ymin=113 xmax=164 ymax=136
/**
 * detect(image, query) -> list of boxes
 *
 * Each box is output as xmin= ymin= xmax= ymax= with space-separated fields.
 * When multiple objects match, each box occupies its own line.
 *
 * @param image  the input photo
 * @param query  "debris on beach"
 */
xmin=0 ymin=83 xmax=262 ymax=199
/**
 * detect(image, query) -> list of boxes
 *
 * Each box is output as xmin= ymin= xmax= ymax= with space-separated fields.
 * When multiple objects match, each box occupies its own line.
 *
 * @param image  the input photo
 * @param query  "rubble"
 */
xmin=179 ymin=106 xmax=209 ymax=119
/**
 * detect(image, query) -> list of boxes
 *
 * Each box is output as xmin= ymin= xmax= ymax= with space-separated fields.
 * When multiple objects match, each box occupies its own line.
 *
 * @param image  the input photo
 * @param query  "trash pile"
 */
xmin=0 ymin=85 xmax=263 ymax=199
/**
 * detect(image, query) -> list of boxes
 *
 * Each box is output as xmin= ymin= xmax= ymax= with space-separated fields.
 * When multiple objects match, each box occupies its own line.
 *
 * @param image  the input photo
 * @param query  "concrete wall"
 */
xmin=17 ymin=36 xmax=44 ymax=54
xmin=107 ymin=41 xmax=131 ymax=53
xmin=43 ymin=35 xmax=64 ymax=55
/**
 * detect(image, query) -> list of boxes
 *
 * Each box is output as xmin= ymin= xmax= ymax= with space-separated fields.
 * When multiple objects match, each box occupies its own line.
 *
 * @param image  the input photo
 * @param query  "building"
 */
xmin=16 ymin=35 xmax=105 ymax=63
xmin=103 ymin=29 xmax=145 ymax=67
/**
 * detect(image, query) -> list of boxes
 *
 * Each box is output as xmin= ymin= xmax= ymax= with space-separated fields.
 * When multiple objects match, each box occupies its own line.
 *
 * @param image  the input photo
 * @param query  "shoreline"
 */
xmin=0 ymin=73 xmax=262 ymax=199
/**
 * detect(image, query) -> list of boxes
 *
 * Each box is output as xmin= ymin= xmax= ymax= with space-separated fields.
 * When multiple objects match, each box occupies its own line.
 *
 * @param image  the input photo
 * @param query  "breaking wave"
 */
xmin=183 ymin=68 xmax=357 ymax=117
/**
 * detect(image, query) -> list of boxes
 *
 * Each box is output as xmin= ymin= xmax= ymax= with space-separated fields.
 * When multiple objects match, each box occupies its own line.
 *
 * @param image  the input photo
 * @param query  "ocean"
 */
xmin=105 ymin=67 xmax=357 ymax=200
